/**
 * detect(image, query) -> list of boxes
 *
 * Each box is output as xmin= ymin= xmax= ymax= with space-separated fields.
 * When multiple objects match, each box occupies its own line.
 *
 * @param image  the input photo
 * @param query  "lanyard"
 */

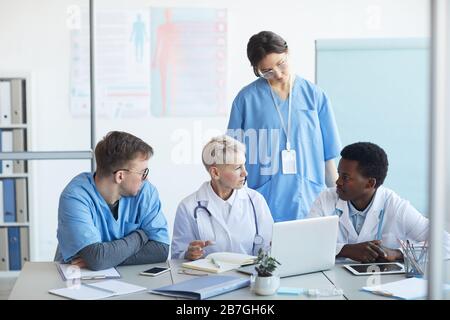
xmin=268 ymin=75 xmax=293 ymax=150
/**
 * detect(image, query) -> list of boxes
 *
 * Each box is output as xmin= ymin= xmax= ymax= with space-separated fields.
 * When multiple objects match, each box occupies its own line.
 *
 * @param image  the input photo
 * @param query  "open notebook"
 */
xmin=181 ymin=252 xmax=257 ymax=273
xmin=49 ymin=280 xmax=146 ymax=300
xmin=151 ymin=275 xmax=250 ymax=300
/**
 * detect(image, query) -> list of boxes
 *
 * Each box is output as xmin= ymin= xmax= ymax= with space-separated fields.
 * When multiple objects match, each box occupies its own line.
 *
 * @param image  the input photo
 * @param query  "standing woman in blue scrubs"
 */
xmin=227 ymin=31 xmax=341 ymax=222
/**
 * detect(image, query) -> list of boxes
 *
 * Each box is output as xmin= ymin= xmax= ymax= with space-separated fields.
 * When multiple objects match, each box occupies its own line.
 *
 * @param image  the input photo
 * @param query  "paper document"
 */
xmin=57 ymin=263 xmax=121 ymax=281
xmin=150 ymin=275 xmax=250 ymax=300
xmin=49 ymin=280 xmax=146 ymax=300
xmin=181 ymin=252 xmax=256 ymax=273
xmin=362 ymin=277 xmax=450 ymax=300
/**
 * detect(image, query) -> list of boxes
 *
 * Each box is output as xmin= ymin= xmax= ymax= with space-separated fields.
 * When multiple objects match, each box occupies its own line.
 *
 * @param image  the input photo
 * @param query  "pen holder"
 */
xmin=404 ymin=246 xmax=428 ymax=278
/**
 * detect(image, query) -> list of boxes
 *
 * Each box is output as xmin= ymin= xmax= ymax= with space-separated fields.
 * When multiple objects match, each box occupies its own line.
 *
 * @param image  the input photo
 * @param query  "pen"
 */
xmin=372 ymin=290 xmax=394 ymax=297
xmin=210 ymin=258 xmax=222 ymax=269
xmin=81 ymin=275 xmax=106 ymax=280
xmin=178 ymin=269 xmax=209 ymax=276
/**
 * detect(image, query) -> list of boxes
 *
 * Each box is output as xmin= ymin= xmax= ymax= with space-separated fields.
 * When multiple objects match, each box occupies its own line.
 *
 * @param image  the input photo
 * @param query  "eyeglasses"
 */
xmin=258 ymin=56 xmax=289 ymax=79
xmin=113 ymin=168 xmax=149 ymax=180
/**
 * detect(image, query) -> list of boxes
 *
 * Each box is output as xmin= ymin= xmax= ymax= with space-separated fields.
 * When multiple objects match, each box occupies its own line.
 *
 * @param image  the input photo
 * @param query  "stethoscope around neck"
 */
xmin=193 ymin=188 xmax=264 ymax=255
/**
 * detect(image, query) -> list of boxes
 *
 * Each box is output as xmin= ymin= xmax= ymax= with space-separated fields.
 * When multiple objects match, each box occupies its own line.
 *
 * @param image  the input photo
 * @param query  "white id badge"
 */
xmin=281 ymin=149 xmax=297 ymax=174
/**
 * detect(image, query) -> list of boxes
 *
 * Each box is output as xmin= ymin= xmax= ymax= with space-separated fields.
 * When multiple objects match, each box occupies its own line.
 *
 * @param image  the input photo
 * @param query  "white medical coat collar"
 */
xmin=206 ymin=182 xmax=236 ymax=208
xmin=194 ymin=181 xmax=249 ymax=249
xmin=335 ymin=186 xmax=386 ymax=241
xmin=196 ymin=181 xmax=248 ymax=203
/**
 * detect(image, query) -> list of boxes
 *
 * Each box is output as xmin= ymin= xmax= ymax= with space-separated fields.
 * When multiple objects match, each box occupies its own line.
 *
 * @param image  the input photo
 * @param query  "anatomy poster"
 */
xmin=70 ymin=8 xmax=151 ymax=118
xmin=150 ymin=8 xmax=227 ymax=117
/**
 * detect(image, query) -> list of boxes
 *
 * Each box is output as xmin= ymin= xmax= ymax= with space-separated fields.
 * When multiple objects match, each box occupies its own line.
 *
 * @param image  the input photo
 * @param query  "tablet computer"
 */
xmin=343 ymin=262 xmax=405 ymax=276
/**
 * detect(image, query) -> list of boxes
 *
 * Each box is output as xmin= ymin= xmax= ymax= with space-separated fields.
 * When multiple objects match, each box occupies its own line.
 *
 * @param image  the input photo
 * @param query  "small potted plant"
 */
xmin=253 ymin=248 xmax=281 ymax=296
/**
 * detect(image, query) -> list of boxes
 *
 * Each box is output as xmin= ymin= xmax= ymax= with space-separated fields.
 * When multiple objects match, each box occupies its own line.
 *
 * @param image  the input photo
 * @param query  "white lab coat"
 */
xmin=171 ymin=181 xmax=274 ymax=259
xmin=309 ymin=186 xmax=450 ymax=258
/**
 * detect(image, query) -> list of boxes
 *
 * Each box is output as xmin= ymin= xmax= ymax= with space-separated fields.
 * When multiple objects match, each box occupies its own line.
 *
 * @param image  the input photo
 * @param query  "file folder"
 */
xmin=0 ymin=81 xmax=11 ymax=125
xmin=1 ymin=130 xmax=13 ymax=174
xmin=0 ymin=130 xmax=2 ymax=173
xmin=151 ymin=275 xmax=250 ymax=300
xmin=10 ymin=79 xmax=25 ymax=124
xmin=12 ymin=129 xmax=25 ymax=173
xmin=15 ymin=178 xmax=27 ymax=222
xmin=0 ymin=228 xmax=9 ymax=271
xmin=19 ymin=227 xmax=29 ymax=267
xmin=3 ymin=179 xmax=16 ymax=222
xmin=0 ymin=180 xmax=3 ymax=223
xmin=8 ymin=227 xmax=21 ymax=270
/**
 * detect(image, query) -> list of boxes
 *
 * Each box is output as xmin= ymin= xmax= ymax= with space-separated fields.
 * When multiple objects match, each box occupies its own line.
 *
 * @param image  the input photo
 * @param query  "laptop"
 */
xmin=238 ymin=215 xmax=339 ymax=277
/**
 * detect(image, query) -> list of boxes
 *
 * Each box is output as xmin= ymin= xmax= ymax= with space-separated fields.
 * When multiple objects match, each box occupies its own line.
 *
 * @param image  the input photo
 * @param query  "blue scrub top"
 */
xmin=227 ymin=75 xmax=341 ymax=222
xmin=57 ymin=172 xmax=170 ymax=262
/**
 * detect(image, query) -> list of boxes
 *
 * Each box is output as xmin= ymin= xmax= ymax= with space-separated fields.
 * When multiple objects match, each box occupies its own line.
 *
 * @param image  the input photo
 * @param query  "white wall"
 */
xmin=0 ymin=0 xmax=429 ymax=260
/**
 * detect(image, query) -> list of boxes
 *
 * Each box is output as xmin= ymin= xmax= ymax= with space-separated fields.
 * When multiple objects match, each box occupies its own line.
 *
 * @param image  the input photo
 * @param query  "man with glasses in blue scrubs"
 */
xmin=228 ymin=31 xmax=341 ymax=222
xmin=56 ymin=131 xmax=169 ymax=270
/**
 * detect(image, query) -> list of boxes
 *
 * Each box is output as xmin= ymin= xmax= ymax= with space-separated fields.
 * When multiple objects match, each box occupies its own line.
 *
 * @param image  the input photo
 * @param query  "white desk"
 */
xmin=9 ymin=260 xmax=449 ymax=300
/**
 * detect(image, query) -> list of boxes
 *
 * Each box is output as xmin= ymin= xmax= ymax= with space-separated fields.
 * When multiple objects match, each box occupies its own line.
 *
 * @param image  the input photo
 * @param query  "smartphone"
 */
xmin=140 ymin=267 xmax=171 ymax=277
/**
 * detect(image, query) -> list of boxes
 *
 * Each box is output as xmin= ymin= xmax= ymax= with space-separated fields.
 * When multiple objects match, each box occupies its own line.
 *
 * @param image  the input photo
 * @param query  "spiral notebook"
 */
xmin=57 ymin=263 xmax=121 ymax=280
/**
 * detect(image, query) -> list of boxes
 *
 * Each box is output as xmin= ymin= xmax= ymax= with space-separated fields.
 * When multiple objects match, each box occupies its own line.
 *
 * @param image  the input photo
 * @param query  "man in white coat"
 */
xmin=171 ymin=135 xmax=274 ymax=260
xmin=309 ymin=142 xmax=450 ymax=263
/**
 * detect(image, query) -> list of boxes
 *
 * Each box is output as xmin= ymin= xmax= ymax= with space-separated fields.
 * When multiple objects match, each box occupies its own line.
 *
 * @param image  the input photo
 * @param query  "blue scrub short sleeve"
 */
xmin=57 ymin=194 xmax=102 ymax=262
xmin=136 ymin=182 xmax=170 ymax=245
xmin=317 ymin=90 xmax=341 ymax=161
xmin=227 ymin=95 xmax=244 ymax=131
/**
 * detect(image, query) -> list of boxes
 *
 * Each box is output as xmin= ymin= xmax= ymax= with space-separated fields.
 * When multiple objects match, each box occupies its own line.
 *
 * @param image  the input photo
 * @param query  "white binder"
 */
xmin=1 ymin=130 xmax=13 ymax=174
xmin=0 ymin=228 xmax=9 ymax=271
xmin=19 ymin=227 xmax=29 ymax=267
xmin=10 ymin=79 xmax=24 ymax=124
xmin=12 ymin=129 xmax=25 ymax=173
xmin=0 ymin=81 xmax=12 ymax=125
xmin=15 ymin=178 xmax=27 ymax=222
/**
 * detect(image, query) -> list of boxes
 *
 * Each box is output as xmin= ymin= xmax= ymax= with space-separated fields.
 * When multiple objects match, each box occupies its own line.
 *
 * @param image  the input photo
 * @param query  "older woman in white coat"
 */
xmin=171 ymin=135 xmax=274 ymax=260
xmin=309 ymin=142 xmax=450 ymax=263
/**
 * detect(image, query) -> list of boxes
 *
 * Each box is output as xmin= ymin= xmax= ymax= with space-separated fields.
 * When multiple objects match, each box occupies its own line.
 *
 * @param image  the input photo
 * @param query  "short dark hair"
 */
xmin=340 ymin=142 xmax=388 ymax=188
xmin=94 ymin=131 xmax=153 ymax=177
xmin=247 ymin=31 xmax=288 ymax=77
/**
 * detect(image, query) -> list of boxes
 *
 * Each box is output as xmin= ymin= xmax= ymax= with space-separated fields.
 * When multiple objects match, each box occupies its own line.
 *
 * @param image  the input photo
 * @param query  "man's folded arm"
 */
xmin=77 ymin=229 xmax=148 ymax=270
xmin=121 ymin=240 xmax=169 ymax=265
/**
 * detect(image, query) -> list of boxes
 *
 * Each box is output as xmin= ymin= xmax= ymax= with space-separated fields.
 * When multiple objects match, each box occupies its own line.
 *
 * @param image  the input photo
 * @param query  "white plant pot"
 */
xmin=254 ymin=275 xmax=280 ymax=296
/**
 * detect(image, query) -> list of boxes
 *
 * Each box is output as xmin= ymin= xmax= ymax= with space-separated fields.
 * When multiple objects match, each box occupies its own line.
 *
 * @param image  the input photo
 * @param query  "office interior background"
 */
xmin=1 ymin=0 xmax=449 ymax=296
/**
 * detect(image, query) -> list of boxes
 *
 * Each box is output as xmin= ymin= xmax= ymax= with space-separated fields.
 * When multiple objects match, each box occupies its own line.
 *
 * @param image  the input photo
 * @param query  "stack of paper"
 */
xmin=362 ymin=277 xmax=450 ymax=300
xmin=49 ymin=280 xmax=146 ymax=300
xmin=181 ymin=252 xmax=256 ymax=273
xmin=151 ymin=275 xmax=250 ymax=300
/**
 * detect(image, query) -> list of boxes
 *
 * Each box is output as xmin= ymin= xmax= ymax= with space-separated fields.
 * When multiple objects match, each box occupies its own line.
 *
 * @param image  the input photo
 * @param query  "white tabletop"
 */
xmin=9 ymin=260 xmax=449 ymax=300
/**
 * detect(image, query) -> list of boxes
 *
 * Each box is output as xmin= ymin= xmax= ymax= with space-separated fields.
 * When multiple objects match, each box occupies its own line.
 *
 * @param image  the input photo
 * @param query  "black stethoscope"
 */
xmin=193 ymin=189 xmax=264 ymax=254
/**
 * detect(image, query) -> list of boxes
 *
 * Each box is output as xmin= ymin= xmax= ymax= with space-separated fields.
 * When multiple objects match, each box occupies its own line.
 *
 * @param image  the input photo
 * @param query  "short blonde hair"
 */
xmin=202 ymin=135 xmax=246 ymax=170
